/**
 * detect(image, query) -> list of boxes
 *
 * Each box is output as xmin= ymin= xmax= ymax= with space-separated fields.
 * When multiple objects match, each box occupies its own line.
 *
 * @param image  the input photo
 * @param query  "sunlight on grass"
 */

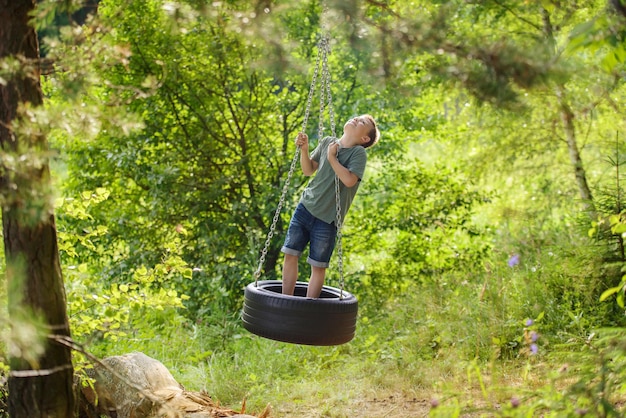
xmin=147 ymin=274 xmax=625 ymax=416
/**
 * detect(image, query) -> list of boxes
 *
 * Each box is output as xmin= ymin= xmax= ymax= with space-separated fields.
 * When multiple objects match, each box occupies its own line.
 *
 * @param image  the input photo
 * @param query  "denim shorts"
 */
xmin=281 ymin=203 xmax=337 ymax=268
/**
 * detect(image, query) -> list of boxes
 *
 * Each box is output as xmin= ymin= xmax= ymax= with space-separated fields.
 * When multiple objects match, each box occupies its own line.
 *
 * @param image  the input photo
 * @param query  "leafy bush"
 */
xmin=344 ymin=158 xmax=493 ymax=310
xmin=56 ymin=189 xmax=194 ymax=363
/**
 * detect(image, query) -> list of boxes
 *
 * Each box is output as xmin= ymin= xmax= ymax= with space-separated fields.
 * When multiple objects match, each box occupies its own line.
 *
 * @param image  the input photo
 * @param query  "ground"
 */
xmin=263 ymin=394 xmax=433 ymax=417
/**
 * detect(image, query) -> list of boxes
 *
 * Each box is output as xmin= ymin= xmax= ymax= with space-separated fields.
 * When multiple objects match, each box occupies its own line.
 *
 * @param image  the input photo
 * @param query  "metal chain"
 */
xmin=320 ymin=39 xmax=345 ymax=298
xmin=317 ymin=51 xmax=326 ymax=142
xmin=253 ymin=36 xmax=324 ymax=285
xmin=301 ymin=38 xmax=324 ymax=134
xmin=335 ymin=175 xmax=344 ymax=297
xmin=317 ymin=36 xmax=345 ymax=298
xmin=322 ymin=38 xmax=336 ymax=138
xmin=253 ymin=33 xmax=345 ymax=298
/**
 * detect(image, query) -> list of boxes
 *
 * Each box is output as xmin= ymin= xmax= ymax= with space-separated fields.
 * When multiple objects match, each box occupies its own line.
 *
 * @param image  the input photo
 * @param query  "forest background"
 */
xmin=2 ymin=0 xmax=626 ymax=416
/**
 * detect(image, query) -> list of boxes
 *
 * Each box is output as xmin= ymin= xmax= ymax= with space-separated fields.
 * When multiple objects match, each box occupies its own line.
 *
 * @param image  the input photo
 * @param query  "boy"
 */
xmin=281 ymin=114 xmax=380 ymax=298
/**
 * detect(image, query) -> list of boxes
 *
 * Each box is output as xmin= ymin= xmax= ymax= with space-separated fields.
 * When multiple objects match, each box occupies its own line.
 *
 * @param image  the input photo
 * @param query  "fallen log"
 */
xmin=80 ymin=351 xmax=269 ymax=418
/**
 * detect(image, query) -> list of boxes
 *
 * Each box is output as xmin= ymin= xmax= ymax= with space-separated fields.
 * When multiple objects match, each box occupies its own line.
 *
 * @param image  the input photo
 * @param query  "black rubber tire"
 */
xmin=242 ymin=280 xmax=358 ymax=346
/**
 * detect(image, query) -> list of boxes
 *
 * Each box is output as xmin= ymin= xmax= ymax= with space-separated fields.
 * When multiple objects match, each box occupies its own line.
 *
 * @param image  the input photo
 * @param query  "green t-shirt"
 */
xmin=300 ymin=136 xmax=367 ymax=224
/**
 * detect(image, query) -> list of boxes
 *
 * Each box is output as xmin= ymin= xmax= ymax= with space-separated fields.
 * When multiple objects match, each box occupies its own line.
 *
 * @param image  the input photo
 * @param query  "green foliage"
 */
xmin=9 ymin=0 xmax=626 ymax=416
xmin=346 ymin=158 xmax=492 ymax=308
xmin=51 ymin=0 xmax=319 ymax=315
xmin=56 ymin=186 xmax=193 ymax=373
xmin=586 ymin=138 xmax=626 ymax=311
xmin=447 ymin=328 xmax=626 ymax=417
xmin=568 ymin=7 xmax=626 ymax=74
xmin=548 ymin=329 xmax=626 ymax=417
xmin=47 ymin=0 xmax=416 ymax=318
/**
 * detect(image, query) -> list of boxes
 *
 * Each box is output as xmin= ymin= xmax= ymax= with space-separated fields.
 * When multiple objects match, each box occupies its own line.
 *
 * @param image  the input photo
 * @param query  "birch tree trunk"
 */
xmin=542 ymin=7 xmax=596 ymax=219
xmin=558 ymin=92 xmax=597 ymax=218
xmin=0 ymin=0 xmax=76 ymax=416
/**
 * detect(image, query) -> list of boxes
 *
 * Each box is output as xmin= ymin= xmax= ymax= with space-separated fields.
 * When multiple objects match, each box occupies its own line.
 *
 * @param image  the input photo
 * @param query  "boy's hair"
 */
xmin=362 ymin=114 xmax=380 ymax=148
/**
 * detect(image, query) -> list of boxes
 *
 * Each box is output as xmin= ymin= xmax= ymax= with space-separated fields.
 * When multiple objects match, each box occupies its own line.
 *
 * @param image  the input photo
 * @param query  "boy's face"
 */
xmin=344 ymin=115 xmax=374 ymax=139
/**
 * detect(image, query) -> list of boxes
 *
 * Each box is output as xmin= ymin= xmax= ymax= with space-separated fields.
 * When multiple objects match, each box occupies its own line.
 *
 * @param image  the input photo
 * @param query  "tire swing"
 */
xmin=242 ymin=35 xmax=358 ymax=346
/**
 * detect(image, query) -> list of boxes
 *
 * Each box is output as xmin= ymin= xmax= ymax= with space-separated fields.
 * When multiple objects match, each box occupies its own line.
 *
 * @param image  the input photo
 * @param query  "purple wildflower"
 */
xmin=511 ymin=397 xmax=520 ymax=408
xmin=525 ymin=319 xmax=534 ymax=326
xmin=430 ymin=398 xmax=439 ymax=408
xmin=530 ymin=343 xmax=538 ymax=355
xmin=508 ymin=253 xmax=520 ymax=267
xmin=530 ymin=331 xmax=539 ymax=342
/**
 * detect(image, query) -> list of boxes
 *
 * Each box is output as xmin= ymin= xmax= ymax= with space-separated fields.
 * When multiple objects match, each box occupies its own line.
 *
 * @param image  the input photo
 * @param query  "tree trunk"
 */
xmin=558 ymin=91 xmax=597 ymax=219
xmin=0 ymin=0 xmax=76 ymax=416
xmin=542 ymin=7 xmax=596 ymax=219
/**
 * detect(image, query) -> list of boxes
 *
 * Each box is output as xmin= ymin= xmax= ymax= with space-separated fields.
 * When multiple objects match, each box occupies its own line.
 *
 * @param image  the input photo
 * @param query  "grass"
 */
xmin=0 ymin=227 xmax=613 ymax=417
xmin=91 ymin=267 xmax=626 ymax=418
xmin=164 ymin=321 xmax=553 ymax=417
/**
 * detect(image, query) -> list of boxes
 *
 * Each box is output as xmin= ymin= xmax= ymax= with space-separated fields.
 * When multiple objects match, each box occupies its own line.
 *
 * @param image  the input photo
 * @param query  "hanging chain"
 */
xmin=253 ymin=33 xmax=345 ymax=297
xmin=334 ymin=174 xmax=344 ymax=298
xmin=301 ymin=38 xmax=324 ymax=134
xmin=322 ymin=39 xmax=336 ymax=138
xmin=317 ymin=42 xmax=326 ymax=142
xmin=317 ymin=36 xmax=345 ymax=298
xmin=253 ymin=36 xmax=324 ymax=285
xmin=320 ymin=39 xmax=345 ymax=298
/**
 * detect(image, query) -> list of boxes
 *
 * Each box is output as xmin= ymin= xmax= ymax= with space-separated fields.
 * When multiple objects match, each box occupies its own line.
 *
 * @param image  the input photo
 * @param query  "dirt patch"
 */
xmin=269 ymin=394 xmax=432 ymax=417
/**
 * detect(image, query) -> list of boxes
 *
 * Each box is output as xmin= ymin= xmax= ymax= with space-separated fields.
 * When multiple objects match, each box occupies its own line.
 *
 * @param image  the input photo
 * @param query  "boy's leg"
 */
xmin=306 ymin=266 xmax=326 ymax=298
xmin=282 ymin=253 xmax=299 ymax=295
xmin=306 ymin=216 xmax=336 ymax=298
xmin=281 ymin=203 xmax=310 ymax=295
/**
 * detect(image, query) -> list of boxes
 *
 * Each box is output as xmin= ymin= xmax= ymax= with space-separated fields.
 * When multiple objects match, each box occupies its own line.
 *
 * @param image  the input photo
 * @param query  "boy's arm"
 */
xmin=300 ymin=149 xmax=318 ymax=176
xmin=296 ymin=132 xmax=318 ymax=176
xmin=327 ymin=142 xmax=359 ymax=187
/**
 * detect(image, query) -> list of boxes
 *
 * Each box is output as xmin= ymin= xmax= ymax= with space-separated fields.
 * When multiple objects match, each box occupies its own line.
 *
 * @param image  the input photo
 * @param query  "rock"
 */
xmin=80 ymin=352 xmax=269 ymax=418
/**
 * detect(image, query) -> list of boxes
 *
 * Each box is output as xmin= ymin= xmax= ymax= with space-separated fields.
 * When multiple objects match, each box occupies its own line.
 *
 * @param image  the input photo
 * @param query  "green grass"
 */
xmin=86 ymin=263 xmax=626 ymax=417
xmin=3 ymin=229 xmax=623 ymax=417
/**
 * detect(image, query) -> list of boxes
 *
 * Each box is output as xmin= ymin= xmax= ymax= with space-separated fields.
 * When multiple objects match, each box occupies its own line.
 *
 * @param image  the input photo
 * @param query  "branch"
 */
xmin=363 ymin=0 xmax=401 ymax=17
xmin=491 ymin=0 xmax=543 ymax=32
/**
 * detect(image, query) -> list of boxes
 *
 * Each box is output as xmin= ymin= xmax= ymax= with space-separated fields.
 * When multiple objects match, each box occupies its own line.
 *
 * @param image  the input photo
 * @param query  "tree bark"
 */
xmin=541 ymin=7 xmax=596 ymax=219
xmin=0 ymin=0 xmax=76 ymax=416
xmin=558 ymin=91 xmax=597 ymax=219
